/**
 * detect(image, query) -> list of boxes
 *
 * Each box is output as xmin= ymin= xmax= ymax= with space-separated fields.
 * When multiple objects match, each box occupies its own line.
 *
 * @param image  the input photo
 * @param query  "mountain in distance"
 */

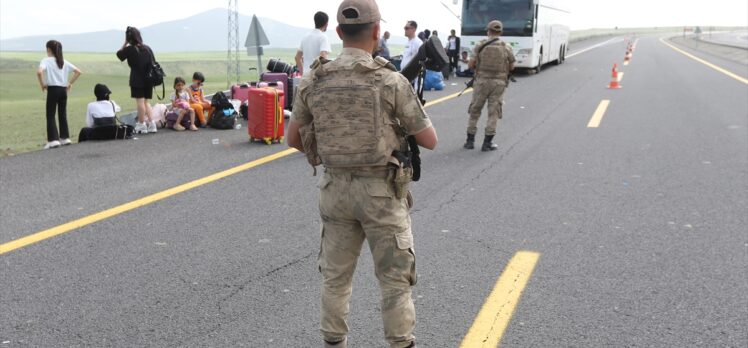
xmin=0 ymin=8 xmax=407 ymax=52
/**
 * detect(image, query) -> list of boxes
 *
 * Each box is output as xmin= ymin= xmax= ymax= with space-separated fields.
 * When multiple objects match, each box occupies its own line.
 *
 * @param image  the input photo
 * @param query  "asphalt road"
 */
xmin=1 ymin=35 xmax=747 ymax=347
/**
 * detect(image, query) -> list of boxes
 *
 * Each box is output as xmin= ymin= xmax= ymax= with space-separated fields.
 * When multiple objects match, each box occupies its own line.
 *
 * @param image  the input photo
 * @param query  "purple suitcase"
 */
xmin=165 ymin=111 xmax=192 ymax=129
xmin=260 ymin=73 xmax=290 ymax=109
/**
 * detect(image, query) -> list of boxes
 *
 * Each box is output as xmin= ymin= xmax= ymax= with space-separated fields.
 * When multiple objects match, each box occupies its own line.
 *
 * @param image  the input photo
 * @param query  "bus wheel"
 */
xmin=562 ymin=45 xmax=567 ymax=62
xmin=536 ymin=56 xmax=543 ymax=73
xmin=555 ymin=47 xmax=563 ymax=65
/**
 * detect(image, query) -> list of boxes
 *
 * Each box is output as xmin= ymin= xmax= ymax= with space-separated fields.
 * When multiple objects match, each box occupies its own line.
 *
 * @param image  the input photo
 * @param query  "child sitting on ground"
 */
xmin=189 ymin=72 xmax=212 ymax=127
xmin=170 ymin=77 xmax=198 ymax=131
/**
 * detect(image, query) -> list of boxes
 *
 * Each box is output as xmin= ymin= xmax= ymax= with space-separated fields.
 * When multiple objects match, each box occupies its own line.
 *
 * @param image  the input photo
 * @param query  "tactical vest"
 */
xmin=477 ymin=40 xmax=509 ymax=77
xmin=308 ymin=57 xmax=404 ymax=168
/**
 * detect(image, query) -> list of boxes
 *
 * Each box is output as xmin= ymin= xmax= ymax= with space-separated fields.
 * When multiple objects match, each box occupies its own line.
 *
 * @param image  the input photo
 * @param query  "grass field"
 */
xmin=0 ymin=49 xmax=298 ymax=155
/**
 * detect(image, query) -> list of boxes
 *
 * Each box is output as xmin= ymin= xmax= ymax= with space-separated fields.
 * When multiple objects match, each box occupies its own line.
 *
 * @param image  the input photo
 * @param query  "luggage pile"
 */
xmin=230 ymin=58 xmax=298 ymax=145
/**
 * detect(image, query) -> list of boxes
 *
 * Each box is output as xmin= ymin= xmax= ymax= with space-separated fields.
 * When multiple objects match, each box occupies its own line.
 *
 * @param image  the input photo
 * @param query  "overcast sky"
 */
xmin=1 ymin=0 xmax=746 ymax=40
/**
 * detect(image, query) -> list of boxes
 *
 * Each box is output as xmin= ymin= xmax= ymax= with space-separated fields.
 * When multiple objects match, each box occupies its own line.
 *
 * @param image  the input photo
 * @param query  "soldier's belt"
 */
xmin=324 ymin=167 xmax=390 ymax=178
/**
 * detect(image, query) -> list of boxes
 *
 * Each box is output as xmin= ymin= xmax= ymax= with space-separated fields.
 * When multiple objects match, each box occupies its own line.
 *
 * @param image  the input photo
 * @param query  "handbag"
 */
xmin=145 ymin=46 xmax=166 ymax=100
xmin=110 ymin=101 xmax=133 ymax=139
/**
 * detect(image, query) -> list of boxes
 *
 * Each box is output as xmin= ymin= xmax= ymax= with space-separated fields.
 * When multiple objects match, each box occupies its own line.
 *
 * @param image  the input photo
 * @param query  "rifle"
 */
xmin=407 ymin=135 xmax=421 ymax=181
xmin=457 ymin=74 xmax=516 ymax=97
xmin=457 ymin=77 xmax=475 ymax=97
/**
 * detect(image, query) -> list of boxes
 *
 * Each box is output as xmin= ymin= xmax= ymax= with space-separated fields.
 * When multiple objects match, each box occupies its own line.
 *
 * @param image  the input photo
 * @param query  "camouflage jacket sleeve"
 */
xmin=393 ymin=74 xmax=432 ymax=135
xmin=505 ymin=43 xmax=516 ymax=64
xmin=291 ymin=74 xmax=313 ymax=126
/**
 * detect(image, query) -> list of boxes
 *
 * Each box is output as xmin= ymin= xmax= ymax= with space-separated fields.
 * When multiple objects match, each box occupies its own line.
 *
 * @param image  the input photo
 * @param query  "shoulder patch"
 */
xmin=310 ymin=57 xmax=332 ymax=70
xmin=374 ymin=56 xmax=397 ymax=71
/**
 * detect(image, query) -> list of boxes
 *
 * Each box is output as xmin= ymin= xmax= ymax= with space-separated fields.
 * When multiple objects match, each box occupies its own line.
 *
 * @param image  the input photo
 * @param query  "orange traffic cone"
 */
xmin=607 ymin=63 xmax=622 ymax=89
xmin=624 ymin=50 xmax=632 ymax=64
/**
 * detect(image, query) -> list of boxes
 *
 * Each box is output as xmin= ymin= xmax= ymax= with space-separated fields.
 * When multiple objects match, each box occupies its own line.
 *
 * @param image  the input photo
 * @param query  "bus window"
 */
xmin=461 ymin=0 xmax=534 ymax=37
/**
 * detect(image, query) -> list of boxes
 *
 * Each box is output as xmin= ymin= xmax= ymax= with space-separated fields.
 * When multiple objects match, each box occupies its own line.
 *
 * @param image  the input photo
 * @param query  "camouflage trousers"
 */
xmin=317 ymin=169 xmax=417 ymax=348
xmin=467 ymin=78 xmax=507 ymax=136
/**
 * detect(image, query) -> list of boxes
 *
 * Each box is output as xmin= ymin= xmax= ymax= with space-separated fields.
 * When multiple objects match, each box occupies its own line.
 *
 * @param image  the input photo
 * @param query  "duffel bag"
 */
xmin=210 ymin=107 xmax=238 ymax=130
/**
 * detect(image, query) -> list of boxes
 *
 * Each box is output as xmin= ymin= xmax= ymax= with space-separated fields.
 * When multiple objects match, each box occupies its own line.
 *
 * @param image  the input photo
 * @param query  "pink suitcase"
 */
xmin=231 ymin=83 xmax=256 ymax=104
xmin=260 ymin=73 xmax=290 ymax=109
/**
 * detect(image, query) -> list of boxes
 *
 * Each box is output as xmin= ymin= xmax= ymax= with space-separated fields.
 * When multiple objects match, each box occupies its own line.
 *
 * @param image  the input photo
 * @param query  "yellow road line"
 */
xmin=425 ymin=89 xmax=472 ymax=107
xmin=587 ymin=100 xmax=611 ymax=128
xmin=460 ymin=251 xmax=541 ymax=348
xmin=618 ymin=72 xmax=625 ymax=82
xmin=2 ymin=89 xmax=462 ymax=255
xmin=660 ymin=37 xmax=748 ymax=85
xmin=0 ymin=148 xmax=299 ymax=255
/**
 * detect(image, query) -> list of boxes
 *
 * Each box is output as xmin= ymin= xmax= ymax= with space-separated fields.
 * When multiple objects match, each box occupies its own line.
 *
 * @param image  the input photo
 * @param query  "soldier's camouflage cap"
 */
xmin=486 ymin=20 xmax=503 ymax=32
xmin=337 ymin=0 xmax=381 ymax=25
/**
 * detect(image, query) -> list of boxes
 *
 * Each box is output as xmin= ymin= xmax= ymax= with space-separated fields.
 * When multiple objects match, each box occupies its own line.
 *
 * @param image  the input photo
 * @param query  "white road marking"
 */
xmin=567 ymin=37 xmax=622 ymax=59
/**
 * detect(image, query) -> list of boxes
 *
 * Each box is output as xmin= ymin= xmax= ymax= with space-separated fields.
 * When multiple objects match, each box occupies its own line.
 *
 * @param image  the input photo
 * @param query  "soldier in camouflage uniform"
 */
xmin=286 ymin=0 xmax=438 ymax=347
xmin=464 ymin=20 xmax=515 ymax=151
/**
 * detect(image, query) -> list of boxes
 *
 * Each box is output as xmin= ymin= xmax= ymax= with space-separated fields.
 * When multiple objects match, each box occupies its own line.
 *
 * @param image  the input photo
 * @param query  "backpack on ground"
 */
xmin=209 ymin=91 xmax=237 ymax=129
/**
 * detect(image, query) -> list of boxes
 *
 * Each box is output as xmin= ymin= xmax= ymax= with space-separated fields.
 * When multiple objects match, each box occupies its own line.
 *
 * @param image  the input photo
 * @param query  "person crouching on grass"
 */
xmin=37 ymin=40 xmax=82 ymax=149
xmin=170 ymin=77 xmax=198 ymax=131
xmin=189 ymin=72 xmax=212 ymax=127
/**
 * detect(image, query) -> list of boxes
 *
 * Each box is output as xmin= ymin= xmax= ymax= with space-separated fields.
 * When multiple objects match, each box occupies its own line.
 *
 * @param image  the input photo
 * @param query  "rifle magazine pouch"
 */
xmin=392 ymin=166 xmax=412 ymax=200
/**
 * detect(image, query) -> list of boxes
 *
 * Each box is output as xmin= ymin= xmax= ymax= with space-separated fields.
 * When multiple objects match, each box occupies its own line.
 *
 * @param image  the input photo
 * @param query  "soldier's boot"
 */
xmin=463 ymin=133 xmax=475 ymax=149
xmin=481 ymin=135 xmax=499 ymax=152
xmin=323 ymin=337 xmax=346 ymax=348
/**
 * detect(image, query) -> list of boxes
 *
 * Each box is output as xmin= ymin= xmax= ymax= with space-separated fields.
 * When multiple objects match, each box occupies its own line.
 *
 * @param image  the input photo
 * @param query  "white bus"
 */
xmin=460 ymin=0 xmax=570 ymax=72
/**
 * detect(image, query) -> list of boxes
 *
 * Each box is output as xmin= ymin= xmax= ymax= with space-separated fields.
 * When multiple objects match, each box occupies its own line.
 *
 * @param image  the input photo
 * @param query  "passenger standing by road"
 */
xmin=287 ymin=0 xmax=438 ymax=346
xmin=423 ymin=29 xmax=431 ymax=41
xmin=295 ymin=11 xmax=332 ymax=76
xmin=377 ymin=31 xmax=391 ymax=60
xmin=401 ymin=20 xmax=422 ymax=71
xmin=446 ymin=29 xmax=461 ymax=75
xmin=464 ymin=20 xmax=515 ymax=151
xmin=37 ymin=40 xmax=82 ymax=149
xmin=116 ymin=26 xmax=157 ymax=134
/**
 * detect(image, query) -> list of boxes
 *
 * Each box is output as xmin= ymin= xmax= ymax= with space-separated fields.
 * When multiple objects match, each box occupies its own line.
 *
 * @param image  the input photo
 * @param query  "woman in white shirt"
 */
xmin=36 ymin=40 xmax=82 ymax=149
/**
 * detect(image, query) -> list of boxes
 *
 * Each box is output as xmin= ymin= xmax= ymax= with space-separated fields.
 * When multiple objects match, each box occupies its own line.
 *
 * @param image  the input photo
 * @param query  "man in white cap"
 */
xmin=287 ymin=0 xmax=438 ymax=346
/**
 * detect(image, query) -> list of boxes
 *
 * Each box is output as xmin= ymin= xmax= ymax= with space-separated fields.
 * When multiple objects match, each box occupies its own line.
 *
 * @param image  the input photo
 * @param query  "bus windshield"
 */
xmin=461 ymin=0 xmax=534 ymax=37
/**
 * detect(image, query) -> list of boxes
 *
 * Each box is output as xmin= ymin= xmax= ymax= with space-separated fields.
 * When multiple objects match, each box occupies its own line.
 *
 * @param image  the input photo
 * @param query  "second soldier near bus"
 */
xmin=464 ymin=20 xmax=515 ymax=151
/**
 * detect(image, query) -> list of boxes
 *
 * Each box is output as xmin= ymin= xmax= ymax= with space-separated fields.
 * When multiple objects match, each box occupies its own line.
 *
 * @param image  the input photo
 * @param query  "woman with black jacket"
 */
xmin=116 ymin=26 xmax=157 ymax=134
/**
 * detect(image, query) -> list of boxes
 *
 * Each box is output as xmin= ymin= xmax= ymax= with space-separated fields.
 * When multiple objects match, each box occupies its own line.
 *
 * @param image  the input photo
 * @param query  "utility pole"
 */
xmin=227 ymin=0 xmax=240 ymax=88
